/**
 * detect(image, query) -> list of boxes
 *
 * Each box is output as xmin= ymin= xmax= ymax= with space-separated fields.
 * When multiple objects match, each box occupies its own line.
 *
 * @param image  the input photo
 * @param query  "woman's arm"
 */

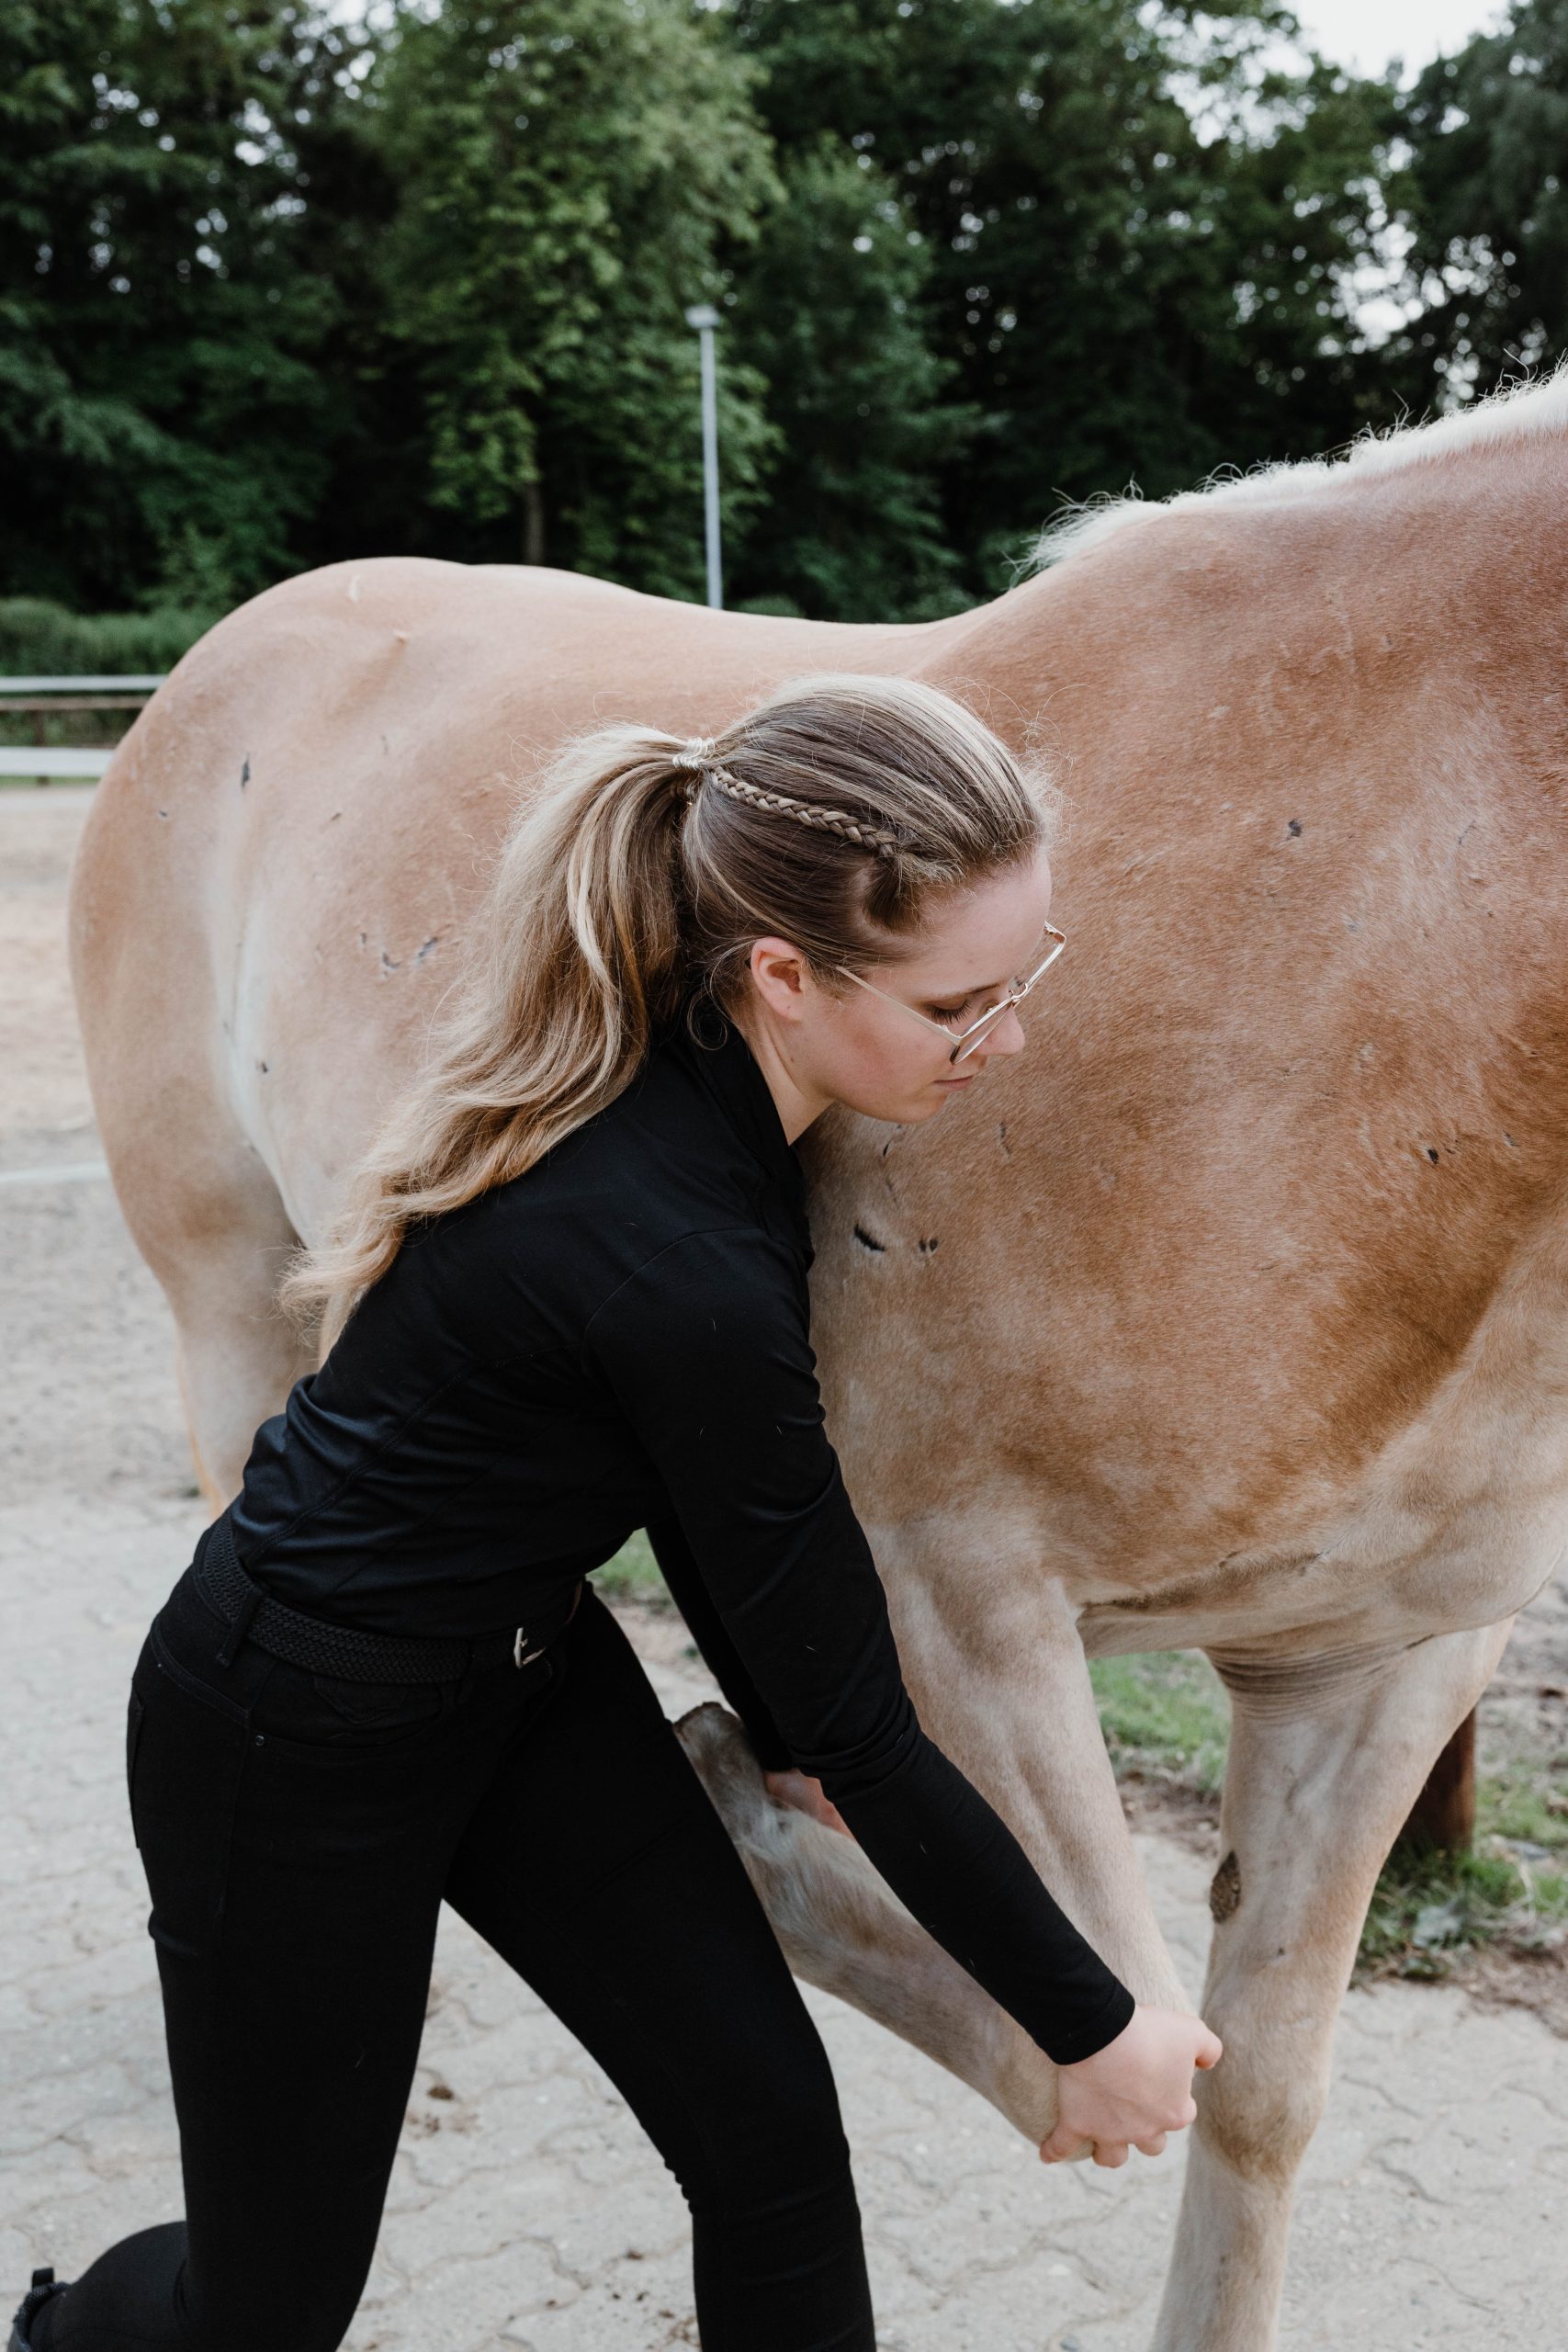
xmin=644 ymin=1510 xmax=795 ymax=1771
xmin=646 ymin=1516 xmax=851 ymax=1833
xmin=582 ymin=1224 xmax=1136 ymax=2067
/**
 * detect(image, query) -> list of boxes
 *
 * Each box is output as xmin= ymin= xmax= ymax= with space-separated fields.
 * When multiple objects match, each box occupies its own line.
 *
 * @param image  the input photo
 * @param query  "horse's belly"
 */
xmin=1074 ymin=1396 xmax=1568 ymax=1660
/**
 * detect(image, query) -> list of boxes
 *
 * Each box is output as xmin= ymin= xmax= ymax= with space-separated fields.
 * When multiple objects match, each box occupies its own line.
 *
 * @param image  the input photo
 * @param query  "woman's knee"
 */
xmin=674 ymin=2008 xmax=852 ymax=2207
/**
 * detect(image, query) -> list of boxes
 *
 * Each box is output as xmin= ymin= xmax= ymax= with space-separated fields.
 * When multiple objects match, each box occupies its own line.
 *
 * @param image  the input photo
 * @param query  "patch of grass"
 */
xmin=1355 ymin=1715 xmax=1568 ymax=1982
xmin=1089 ymin=1649 xmax=1230 ymax=1801
xmin=1088 ymin=1651 xmax=1568 ymax=1983
xmin=588 ymin=1528 xmax=669 ymax=1604
xmin=1476 ymin=1758 xmax=1568 ymax=1857
xmin=1357 ymin=1841 xmax=1568 ymax=1982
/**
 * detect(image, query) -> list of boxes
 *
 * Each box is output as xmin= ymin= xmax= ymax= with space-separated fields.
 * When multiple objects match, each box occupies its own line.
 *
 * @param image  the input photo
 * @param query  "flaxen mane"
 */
xmin=1025 ymin=354 xmax=1568 ymax=572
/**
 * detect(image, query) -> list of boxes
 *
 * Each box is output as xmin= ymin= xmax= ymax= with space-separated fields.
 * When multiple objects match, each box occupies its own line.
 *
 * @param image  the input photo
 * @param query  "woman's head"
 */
xmin=731 ymin=837 xmax=1057 ymax=1132
xmin=277 ymin=672 xmax=1059 ymax=1353
xmin=666 ymin=674 xmax=1057 ymax=1127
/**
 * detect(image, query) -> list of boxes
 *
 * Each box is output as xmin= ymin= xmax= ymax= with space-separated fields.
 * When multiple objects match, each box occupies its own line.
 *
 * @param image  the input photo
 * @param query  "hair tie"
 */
xmin=672 ymin=737 xmax=716 ymax=805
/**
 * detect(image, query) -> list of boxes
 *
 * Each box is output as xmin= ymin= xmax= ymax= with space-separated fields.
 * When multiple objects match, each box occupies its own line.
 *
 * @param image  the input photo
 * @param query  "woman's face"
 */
xmin=746 ymin=845 xmax=1056 ymax=1130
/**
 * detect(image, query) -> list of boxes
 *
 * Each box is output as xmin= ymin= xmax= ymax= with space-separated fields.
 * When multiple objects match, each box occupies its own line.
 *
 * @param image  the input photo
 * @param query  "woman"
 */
xmin=14 ymin=673 xmax=1220 ymax=2352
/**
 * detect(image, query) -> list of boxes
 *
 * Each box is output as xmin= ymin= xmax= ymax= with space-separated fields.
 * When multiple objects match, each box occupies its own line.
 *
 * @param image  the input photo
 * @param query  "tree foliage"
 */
xmin=3 ymin=0 xmax=1559 ymax=625
xmin=0 ymin=0 xmax=370 ymax=608
xmin=1392 ymin=0 xmax=1568 ymax=396
xmin=729 ymin=0 xmax=1401 ymax=583
xmin=723 ymin=133 xmax=976 ymax=618
xmin=367 ymin=0 xmax=782 ymax=592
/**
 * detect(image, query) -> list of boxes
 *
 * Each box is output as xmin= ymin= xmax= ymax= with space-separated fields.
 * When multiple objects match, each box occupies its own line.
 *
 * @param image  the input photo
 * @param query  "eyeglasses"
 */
xmin=835 ymin=923 xmax=1066 ymax=1064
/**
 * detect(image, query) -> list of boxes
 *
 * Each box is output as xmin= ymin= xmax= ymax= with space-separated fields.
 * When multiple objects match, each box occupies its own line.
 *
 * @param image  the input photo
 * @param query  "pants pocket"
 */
xmin=126 ymin=1687 xmax=146 ymax=1846
xmin=133 ymin=1647 xmax=252 ymax=1963
xmin=249 ymin=1656 xmax=453 ymax=1752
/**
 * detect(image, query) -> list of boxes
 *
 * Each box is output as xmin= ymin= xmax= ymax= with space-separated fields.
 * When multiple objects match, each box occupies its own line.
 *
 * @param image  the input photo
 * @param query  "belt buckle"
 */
xmin=513 ymin=1625 xmax=544 ymax=1669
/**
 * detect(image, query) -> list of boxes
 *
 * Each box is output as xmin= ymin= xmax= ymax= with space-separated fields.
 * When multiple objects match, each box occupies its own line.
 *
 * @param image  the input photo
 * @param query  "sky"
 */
xmin=1284 ymin=0 xmax=1511 ymax=80
xmin=337 ymin=1 xmax=1515 ymax=84
xmin=1272 ymin=3 xmax=1515 ymax=344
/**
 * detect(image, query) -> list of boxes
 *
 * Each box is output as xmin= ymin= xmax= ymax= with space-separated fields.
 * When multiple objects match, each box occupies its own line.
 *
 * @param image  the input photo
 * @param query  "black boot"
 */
xmin=8 ymin=2269 xmax=69 ymax=2352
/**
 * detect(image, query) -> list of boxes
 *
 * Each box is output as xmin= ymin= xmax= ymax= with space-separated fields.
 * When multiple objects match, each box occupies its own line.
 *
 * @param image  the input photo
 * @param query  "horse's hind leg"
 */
xmin=119 ymin=1134 xmax=316 ymax=1510
xmin=168 ymin=1175 xmax=313 ymax=1508
xmin=70 ymin=751 xmax=320 ymax=1508
xmin=1154 ymin=1615 xmax=1516 ymax=2352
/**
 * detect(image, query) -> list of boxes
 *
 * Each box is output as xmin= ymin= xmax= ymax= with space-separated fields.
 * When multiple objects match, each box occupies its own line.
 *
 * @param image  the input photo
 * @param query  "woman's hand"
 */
xmin=1039 ymin=2005 xmax=1223 ymax=2169
xmin=763 ymin=1768 xmax=854 ymax=1840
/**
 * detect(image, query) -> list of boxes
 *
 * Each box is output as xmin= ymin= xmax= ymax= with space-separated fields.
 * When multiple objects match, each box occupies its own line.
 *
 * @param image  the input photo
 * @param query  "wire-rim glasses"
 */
xmin=835 ymin=922 xmax=1066 ymax=1064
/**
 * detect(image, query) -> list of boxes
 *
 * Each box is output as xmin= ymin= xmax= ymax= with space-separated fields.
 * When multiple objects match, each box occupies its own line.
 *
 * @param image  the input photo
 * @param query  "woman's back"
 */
xmin=229 ymin=1001 xmax=810 ymax=1636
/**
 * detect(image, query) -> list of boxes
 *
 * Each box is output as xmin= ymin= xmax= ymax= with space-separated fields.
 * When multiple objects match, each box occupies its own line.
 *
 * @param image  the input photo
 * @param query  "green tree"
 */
xmin=723 ymin=135 xmax=976 ymax=619
xmin=366 ymin=0 xmax=782 ymax=595
xmin=0 ymin=0 xmax=372 ymax=609
xmin=1392 ymin=0 xmax=1568 ymax=399
xmin=728 ymin=0 xmax=1402 ymax=590
xmin=0 ymin=0 xmax=1418 ymax=624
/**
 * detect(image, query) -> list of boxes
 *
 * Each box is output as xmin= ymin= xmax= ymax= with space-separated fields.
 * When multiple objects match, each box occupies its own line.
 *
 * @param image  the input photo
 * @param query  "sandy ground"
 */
xmin=3 ymin=784 xmax=1566 ymax=2349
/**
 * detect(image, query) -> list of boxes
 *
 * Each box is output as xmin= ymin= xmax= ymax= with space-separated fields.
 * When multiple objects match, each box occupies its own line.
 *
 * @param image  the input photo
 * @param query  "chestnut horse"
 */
xmin=68 ymin=365 xmax=1568 ymax=2347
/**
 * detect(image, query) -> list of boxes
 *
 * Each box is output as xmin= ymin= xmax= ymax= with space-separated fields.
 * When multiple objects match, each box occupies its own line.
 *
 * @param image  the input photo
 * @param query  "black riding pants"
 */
xmin=37 ymin=1542 xmax=875 ymax=2352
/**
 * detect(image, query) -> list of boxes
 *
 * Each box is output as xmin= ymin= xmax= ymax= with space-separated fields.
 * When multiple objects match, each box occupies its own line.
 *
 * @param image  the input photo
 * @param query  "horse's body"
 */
xmin=69 ymin=371 xmax=1568 ymax=2347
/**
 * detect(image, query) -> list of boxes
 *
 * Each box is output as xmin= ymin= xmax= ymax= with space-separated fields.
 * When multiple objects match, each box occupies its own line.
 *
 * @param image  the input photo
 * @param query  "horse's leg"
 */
xmin=1153 ymin=1615 xmax=1516 ymax=2352
xmin=122 ymin=1138 xmax=314 ymax=1510
xmin=167 ymin=1180 xmax=315 ymax=1507
xmin=70 ymin=734 xmax=321 ymax=1511
xmin=676 ymin=1544 xmax=1190 ymax=2140
xmin=82 ymin=993 xmax=314 ymax=1509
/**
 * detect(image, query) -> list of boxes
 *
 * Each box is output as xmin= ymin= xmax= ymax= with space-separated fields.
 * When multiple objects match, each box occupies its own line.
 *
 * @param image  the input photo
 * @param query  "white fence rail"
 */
xmin=0 ymin=674 xmax=166 ymax=783
xmin=0 ymin=747 xmax=116 ymax=778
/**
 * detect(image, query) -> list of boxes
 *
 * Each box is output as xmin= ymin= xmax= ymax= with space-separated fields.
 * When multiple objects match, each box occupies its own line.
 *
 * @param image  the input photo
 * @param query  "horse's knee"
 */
xmin=1197 ymin=2049 xmax=1329 ymax=2187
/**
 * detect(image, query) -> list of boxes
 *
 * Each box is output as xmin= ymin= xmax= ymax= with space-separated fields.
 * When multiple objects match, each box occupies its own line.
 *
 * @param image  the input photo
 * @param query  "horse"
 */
xmin=67 ymin=363 xmax=1568 ymax=2348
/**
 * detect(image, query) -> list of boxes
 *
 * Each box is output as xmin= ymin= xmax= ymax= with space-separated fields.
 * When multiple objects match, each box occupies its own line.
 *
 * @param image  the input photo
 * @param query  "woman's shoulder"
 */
xmin=472 ymin=1026 xmax=801 ymax=1319
xmin=516 ymin=1027 xmax=761 ymax=1211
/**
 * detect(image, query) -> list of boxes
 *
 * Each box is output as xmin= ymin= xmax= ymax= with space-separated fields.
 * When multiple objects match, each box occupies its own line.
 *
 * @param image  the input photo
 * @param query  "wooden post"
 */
xmin=1396 ymin=1707 xmax=1476 ymax=1852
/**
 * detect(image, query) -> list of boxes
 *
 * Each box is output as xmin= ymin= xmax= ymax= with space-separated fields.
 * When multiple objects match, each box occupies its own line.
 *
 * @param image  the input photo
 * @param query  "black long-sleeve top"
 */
xmin=229 ymin=991 xmax=1135 ymax=2064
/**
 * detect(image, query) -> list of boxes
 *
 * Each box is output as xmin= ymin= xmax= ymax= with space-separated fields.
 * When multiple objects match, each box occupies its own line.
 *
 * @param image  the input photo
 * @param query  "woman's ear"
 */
xmin=746 ymin=935 xmax=813 ymax=1023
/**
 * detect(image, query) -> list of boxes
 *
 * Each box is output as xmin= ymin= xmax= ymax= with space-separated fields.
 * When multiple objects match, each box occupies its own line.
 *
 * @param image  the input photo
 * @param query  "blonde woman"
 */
xmin=13 ymin=675 xmax=1220 ymax=2352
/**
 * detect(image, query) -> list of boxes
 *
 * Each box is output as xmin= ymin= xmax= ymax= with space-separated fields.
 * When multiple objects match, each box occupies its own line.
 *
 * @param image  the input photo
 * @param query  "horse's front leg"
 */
xmin=676 ymin=1532 xmax=1190 ymax=2140
xmin=1155 ymin=1614 xmax=1516 ymax=2352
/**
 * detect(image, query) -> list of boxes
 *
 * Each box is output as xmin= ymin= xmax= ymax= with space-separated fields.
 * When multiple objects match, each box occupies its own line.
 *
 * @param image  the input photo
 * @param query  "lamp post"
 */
xmin=683 ymin=301 xmax=723 ymax=609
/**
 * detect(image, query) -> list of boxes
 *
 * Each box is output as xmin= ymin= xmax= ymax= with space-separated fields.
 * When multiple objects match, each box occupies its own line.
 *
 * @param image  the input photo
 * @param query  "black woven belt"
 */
xmin=195 ymin=1507 xmax=584 ymax=1683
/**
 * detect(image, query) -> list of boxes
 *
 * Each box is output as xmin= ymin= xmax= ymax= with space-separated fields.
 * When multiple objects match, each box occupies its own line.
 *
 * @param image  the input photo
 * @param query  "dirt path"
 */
xmin=3 ymin=785 xmax=1564 ymax=2348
